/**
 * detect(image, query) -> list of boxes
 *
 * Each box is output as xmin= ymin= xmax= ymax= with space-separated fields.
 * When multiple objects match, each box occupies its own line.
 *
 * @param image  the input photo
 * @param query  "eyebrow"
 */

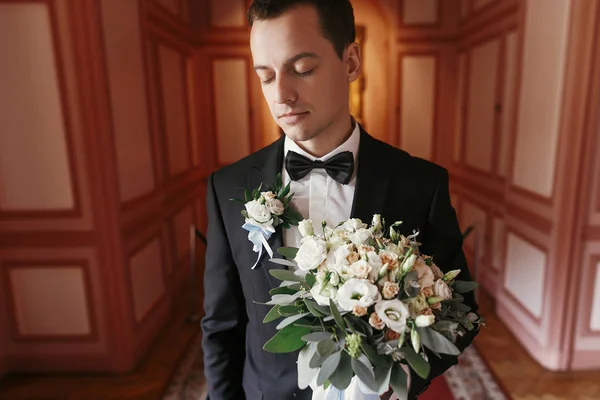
xmin=253 ymin=52 xmax=320 ymax=71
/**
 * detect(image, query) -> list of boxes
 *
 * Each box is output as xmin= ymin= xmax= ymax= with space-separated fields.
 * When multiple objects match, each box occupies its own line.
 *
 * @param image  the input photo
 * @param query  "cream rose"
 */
xmin=382 ymin=282 xmax=400 ymax=300
xmin=369 ymin=312 xmax=385 ymax=330
xmin=294 ymin=237 xmax=328 ymax=271
xmin=261 ymin=191 xmax=276 ymax=200
xmin=349 ymin=259 xmax=372 ymax=280
xmin=415 ymin=314 xmax=435 ymax=327
xmin=266 ymin=198 xmax=284 ymax=216
xmin=375 ymin=299 xmax=410 ymax=334
xmin=337 ymin=279 xmax=381 ymax=311
xmin=413 ymin=259 xmax=435 ymax=289
xmin=433 ymin=279 xmax=453 ymax=300
xmin=406 ymin=294 xmax=429 ymax=318
xmin=430 ymin=263 xmax=444 ymax=280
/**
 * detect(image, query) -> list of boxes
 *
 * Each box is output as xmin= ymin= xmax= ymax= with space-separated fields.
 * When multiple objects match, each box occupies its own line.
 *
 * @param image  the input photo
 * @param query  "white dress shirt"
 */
xmin=282 ymin=121 xmax=360 ymax=250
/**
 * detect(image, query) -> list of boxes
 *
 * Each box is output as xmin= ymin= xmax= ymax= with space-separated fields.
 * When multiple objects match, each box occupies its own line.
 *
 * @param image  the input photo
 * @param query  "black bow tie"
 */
xmin=285 ymin=150 xmax=355 ymax=184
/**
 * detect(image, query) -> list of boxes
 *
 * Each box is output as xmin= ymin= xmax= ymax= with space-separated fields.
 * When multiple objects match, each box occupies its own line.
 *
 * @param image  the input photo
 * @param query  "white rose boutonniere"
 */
xmin=231 ymin=173 xmax=303 ymax=269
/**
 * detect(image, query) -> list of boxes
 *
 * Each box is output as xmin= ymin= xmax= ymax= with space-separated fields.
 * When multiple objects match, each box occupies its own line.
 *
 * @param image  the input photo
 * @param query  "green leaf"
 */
xmin=263 ymin=305 xmax=282 ymax=323
xmin=278 ymin=305 xmax=302 ymax=316
xmin=298 ymin=342 xmax=319 ymax=390
xmin=301 ymin=332 xmax=334 ymax=342
xmin=360 ymin=341 xmax=387 ymax=369
xmin=278 ymin=247 xmax=299 ymax=260
xmin=279 ymin=182 xmax=291 ymax=198
xmin=275 ymin=173 xmax=282 ymax=189
xmin=316 ymin=351 xmax=341 ymax=386
xmin=304 ymin=299 xmax=325 ymax=317
xmin=276 ymin=313 xmax=311 ymax=330
xmin=269 ymin=269 xmax=303 ymax=282
xmin=389 ymin=363 xmax=408 ymax=400
xmin=346 ymin=315 xmax=374 ymax=338
xmin=265 ymin=292 xmax=302 ymax=305
xmin=351 ymin=354 xmax=378 ymax=392
xmin=263 ymin=324 xmax=311 ymax=353
xmin=269 ymin=258 xmax=298 ymax=268
xmin=453 ymin=280 xmax=479 ymax=293
xmin=329 ymin=298 xmax=347 ymax=333
xmin=373 ymin=358 xmax=393 ymax=395
xmin=244 ymin=189 xmax=252 ymax=202
xmin=310 ymin=339 xmax=338 ymax=368
xmin=418 ymin=327 xmax=460 ymax=355
xmin=400 ymin=345 xmax=430 ymax=379
xmin=449 ymin=302 xmax=472 ymax=312
xmin=269 ymin=287 xmax=298 ymax=296
xmin=328 ymin=351 xmax=353 ymax=390
xmin=305 ymin=273 xmax=316 ymax=288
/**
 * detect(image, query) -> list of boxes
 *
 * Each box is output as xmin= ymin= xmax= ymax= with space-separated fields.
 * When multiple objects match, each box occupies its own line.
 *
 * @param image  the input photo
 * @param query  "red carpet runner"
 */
xmin=420 ymin=377 xmax=455 ymax=400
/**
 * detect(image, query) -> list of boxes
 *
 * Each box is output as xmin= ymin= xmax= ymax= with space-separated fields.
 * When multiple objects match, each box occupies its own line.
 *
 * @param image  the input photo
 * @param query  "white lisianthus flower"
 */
xmin=371 ymin=214 xmax=382 ymax=233
xmin=375 ymin=299 xmax=410 ymax=333
xmin=337 ymin=279 xmax=381 ymax=311
xmin=294 ymin=237 xmax=328 ymax=271
xmin=349 ymin=228 xmax=372 ymax=245
xmin=343 ymin=218 xmax=367 ymax=232
xmin=298 ymin=219 xmax=314 ymax=237
xmin=266 ymin=198 xmax=284 ymax=216
xmin=329 ymin=271 xmax=340 ymax=286
xmin=334 ymin=244 xmax=354 ymax=266
xmin=415 ymin=314 xmax=435 ymax=328
xmin=245 ymin=200 xmax=272 ymax=223
xmin=365 ymin=251 xmax=383 ymax=281
xmin=310 ymin=281 xmax=338 ymax=306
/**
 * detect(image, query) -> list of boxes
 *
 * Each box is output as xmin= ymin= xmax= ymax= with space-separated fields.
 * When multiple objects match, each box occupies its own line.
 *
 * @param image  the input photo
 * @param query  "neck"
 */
xmin=296 ymin=115 xmax=354 ymax=158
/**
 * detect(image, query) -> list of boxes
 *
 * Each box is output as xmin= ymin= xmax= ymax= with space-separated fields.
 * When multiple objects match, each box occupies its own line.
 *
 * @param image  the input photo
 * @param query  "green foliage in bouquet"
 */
xmin=259 ymin=215 xmax=484 ymax=399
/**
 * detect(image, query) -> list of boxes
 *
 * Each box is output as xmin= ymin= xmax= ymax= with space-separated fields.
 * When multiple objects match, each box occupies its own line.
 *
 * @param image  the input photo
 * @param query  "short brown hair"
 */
xmin=247 ymin=0 xmax=356 ymax=59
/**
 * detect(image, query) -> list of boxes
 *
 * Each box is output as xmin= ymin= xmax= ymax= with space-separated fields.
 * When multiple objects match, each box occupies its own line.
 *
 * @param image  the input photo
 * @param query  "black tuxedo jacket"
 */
xmin=201 ymin=128 xmax=479 ymax=400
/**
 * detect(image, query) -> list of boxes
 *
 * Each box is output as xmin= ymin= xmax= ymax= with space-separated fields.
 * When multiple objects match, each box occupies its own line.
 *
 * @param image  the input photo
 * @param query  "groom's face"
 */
xmin=250 ymin=5 xmax=352 ymax=143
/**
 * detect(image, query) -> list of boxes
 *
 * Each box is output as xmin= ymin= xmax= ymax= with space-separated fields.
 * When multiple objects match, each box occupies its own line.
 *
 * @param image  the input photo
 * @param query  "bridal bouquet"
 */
xmin=261 ymin=215 xmax=482 ymax=399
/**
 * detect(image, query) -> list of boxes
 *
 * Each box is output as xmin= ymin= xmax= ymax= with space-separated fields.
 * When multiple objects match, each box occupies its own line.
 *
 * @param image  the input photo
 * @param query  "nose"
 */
xmin=273 ymin=75 xmax=296 ymax=104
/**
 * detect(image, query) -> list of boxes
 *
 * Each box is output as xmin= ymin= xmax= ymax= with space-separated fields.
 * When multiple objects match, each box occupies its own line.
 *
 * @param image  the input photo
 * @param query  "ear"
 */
xmin=345 ymin=42 xmax=361 ymax=83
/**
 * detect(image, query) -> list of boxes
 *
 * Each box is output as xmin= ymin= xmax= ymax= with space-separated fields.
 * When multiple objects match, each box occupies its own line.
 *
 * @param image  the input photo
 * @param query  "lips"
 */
xmin=278 ymin=112 xmax=309 ymax=124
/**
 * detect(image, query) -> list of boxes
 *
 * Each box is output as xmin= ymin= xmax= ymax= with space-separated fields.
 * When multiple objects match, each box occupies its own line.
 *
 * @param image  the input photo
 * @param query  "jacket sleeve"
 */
xmin=201 ymin=173 xmax=247 ymax=400
xmin=409 ymin=168 xmax=481 ymax=398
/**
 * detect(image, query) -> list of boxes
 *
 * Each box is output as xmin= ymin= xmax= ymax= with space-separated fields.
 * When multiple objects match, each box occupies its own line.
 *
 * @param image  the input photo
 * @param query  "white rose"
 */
xmin=343 ymin=218 xmax=368 ymax=232
xmin=375 ymin=299 xmax=410 ymax=333
xmin=298 ymin=220 xmax=314 ymax=237
xmin=433 ymin=279 xmax=453 ymax=300
xmin=310 ymin=281 xmax=338 ymax=306
xmin=294 ymin=237 xmax=328 ymax=271
xmin=266 ymin=198 xmax=284 ymax=216
xmin=261 ymin=191 xmax=276 ymax=200
xmin=245 ymin=200 xmax=272 ymax=223
xmin=337 ymin=279 xmax=381 ymax=311
xmin=349 ymin=228 xmax=372 ymax=245
xmin=415 ymin=314 xmax=435 ymax=327
xmin=349 ymin=259 xmax=372 ymax=280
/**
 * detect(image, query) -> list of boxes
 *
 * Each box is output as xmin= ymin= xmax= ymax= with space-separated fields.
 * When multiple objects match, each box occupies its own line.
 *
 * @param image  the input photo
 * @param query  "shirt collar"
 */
xmin=283 ymin=119 xmax=360 ymax=164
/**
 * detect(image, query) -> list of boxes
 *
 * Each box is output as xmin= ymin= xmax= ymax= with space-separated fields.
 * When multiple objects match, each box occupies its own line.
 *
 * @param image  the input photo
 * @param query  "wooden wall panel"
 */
xmin=453 ymin=52 xmax=467 ymax=163
xmin=401 ymin=0 xmax=439 ymax=26
xmin=464 ymin=38 xmax=499 ymax=173
xmin=398 ymin=54 xmax=436 ymax=161
xmin=212 ymin=58 xmax=252 ymax=165
xmin=491 ymin=216 xmax=504 ymax=270
xmin=128 ymin=238 xmax=165 ymax=323
xmin=158 ymin=44 xmax=192 ymax=177
xmin=156 ymin=0 xmax=179 ymax=16
xmin=473 ymin=0 xmax=497 ymax=11
xmin=460 ymin=199 xmax=488 ymax=255
xmin=6 ymin=266 xmax=92 ymax=337
xmin=498 ymin=30 xmax=518 ymax=178
xmin=504 ymin=232 xmax=547 ymax=319
xmin=101 ymin=0 xmax=156 ymax=203
xmin=0 ymin=3 xmax=75 ymax=212
xmin=209 ymin=0 xmax=246 ymax=28
xmin=511 ymin=0 xmax=571 ymax=199
xmin=590 ymin=261 xmax=600 ymax=331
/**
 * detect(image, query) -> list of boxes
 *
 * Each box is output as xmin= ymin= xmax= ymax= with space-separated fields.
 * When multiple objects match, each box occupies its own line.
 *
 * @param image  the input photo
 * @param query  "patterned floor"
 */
xmin=162 ymin=335 xmax=509 ymax=400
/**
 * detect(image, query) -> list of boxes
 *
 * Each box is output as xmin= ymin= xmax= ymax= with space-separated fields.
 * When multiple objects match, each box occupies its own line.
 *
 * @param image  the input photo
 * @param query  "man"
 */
xmin=201 ymin=1 xmax=480 ymax=399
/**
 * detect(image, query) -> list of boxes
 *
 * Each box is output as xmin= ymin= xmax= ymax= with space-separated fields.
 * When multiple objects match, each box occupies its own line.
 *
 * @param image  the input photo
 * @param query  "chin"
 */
xmin=280 ymin=125 xmax=317 ymax=142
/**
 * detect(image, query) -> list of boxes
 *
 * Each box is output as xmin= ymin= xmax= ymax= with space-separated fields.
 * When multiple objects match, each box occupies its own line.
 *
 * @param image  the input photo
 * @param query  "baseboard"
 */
xmin=570 ymin=349 xmax=600 ymax=370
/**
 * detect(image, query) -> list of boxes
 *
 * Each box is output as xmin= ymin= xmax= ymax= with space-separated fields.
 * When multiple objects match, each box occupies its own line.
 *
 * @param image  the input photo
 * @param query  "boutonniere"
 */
xmin=231 ymin=173 xmax=303 ymax=268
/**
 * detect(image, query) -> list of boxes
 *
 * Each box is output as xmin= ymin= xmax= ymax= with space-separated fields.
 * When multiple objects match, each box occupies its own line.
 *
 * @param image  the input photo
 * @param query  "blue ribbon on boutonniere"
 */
xmin=242 ymin=222 xmax=274 ymax=269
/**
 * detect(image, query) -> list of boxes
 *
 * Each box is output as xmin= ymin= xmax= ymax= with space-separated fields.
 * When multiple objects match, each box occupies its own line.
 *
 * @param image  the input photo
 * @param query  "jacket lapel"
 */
xmin=247 ymin=136 xmax=287 ymax=288
xmin=350 ymin=129 xmax=392 ymax=222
